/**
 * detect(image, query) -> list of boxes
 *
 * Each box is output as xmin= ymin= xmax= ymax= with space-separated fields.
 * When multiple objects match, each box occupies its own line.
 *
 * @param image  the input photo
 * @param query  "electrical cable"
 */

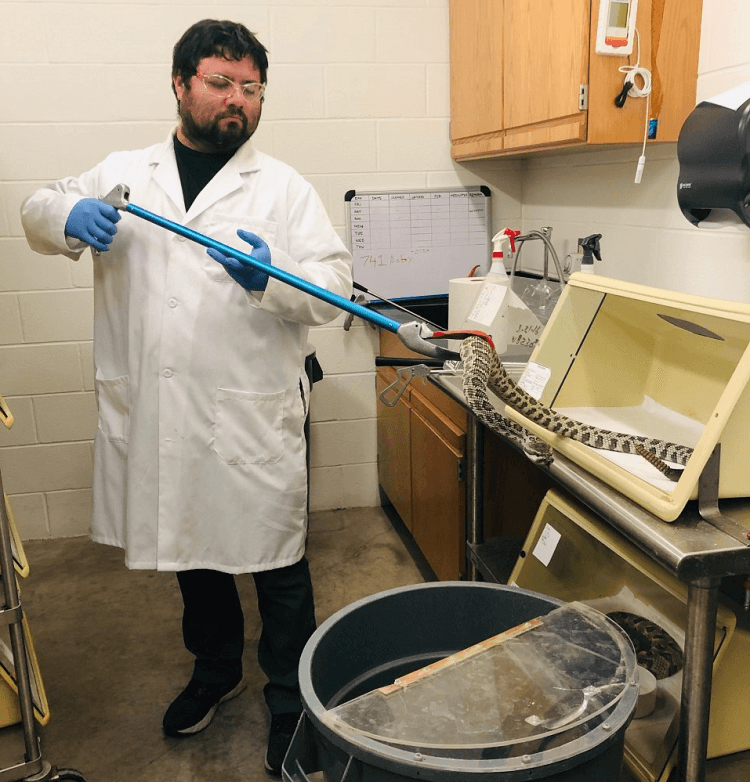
xmin=614 ymin=29 xmax=652 ymax=183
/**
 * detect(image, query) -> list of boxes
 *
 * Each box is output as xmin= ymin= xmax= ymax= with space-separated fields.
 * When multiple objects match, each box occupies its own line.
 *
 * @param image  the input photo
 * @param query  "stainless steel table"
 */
xmin=435 ymin=373 xmax=750 ymax=782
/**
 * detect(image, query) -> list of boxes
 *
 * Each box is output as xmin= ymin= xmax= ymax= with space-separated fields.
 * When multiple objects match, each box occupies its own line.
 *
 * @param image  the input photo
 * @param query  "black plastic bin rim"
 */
xmin=298 ymin=581 xmax=639 ymax=779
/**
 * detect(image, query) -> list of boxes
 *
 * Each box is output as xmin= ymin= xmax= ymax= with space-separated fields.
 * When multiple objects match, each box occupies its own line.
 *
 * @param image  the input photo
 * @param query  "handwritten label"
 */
xmin=518 ymin=362 xmax=551 ymax=400
xmin=532 ymin=523 xmax=561 ymax=567
xmin=510 ymin=322 xmax=544 ymax=348
xmin=468 ymin=283 xmax=509 ymax=328
xmin=507 ymin=302 xmax=544 ymax=349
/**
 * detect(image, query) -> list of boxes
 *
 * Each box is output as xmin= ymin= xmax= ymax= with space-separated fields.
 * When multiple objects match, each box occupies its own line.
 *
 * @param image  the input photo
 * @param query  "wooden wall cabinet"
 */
xmin=449 ymin=0 xmax=703 ymax=160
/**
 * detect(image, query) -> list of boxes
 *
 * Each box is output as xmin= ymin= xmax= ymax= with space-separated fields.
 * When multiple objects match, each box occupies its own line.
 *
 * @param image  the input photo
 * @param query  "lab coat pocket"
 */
xmin=203 ymin=215 xmax=278 ymax=283
xmin=95 ymin=373 xmax=129 ymax=443
xmin=212 ymin=388 xmax=285 ymax=465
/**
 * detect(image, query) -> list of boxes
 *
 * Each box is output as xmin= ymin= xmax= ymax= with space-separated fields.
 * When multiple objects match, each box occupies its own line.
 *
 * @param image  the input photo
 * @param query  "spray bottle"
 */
xmin=578 ymin=233 xmax=602 ymax=274
xmin=461 ymin=228 xmax=520 ymax=353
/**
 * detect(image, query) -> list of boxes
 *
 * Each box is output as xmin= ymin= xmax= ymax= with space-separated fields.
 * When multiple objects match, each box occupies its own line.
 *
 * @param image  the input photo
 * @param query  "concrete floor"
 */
xmin=0 ymin=505 xmax=746 ymax=782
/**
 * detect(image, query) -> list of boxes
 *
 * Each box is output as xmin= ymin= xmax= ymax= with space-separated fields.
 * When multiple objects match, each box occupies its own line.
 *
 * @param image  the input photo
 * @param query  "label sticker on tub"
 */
xmin=467 ymin=283 xmax=509 ymax=327
xmin=518 ymin=361 xmax=551 ymax=400
xmin=533 ymin=523 xmax=561 ymax=567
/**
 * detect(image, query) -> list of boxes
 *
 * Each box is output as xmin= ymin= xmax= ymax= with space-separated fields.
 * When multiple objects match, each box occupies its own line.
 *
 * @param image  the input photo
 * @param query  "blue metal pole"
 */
xmin=123 ymin=202 xmax=402 ymax=334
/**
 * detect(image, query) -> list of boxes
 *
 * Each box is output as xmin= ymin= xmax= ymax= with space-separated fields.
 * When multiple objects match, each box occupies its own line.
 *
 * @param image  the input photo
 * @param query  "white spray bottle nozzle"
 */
xmin=491 ymin=232 xmax=511 ymax=260
xmin=490 ymin=228 xmax=520 ymax=272
xmin=491 ymin=228 xmax=519 ymax=256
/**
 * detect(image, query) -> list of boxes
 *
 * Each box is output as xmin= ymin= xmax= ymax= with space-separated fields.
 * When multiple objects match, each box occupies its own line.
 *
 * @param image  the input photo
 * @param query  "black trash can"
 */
xmin=285 ymin=582 xmax=638 ymax=782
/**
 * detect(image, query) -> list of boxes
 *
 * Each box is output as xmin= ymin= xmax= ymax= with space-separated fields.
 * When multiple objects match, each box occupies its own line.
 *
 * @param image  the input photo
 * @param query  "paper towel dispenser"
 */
xmin=677 ymin=83 xmax=750 ymax=229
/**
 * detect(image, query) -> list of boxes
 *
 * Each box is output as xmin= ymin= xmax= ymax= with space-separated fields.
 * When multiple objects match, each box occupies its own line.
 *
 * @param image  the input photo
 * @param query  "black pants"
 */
xmin=176 ymin=557 xmax=317 ymax=715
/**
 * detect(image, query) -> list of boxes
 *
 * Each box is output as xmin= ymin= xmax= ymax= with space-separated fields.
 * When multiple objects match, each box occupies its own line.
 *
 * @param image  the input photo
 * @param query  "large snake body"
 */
xmin=459 ymin=336 xmax=693 ymax=479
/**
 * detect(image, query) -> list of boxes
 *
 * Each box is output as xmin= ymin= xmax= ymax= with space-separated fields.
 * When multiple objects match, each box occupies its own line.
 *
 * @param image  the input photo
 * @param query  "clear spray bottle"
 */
xmin=461 ymin=228 xmax=520 ymax=353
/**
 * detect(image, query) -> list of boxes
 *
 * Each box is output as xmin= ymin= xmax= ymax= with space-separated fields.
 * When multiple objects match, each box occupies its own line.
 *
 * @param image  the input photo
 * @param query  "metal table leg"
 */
xmin=466 ymin=416 xmax=484 ymax=581
xmin=678 ymin=577 xmax=720 ymax=782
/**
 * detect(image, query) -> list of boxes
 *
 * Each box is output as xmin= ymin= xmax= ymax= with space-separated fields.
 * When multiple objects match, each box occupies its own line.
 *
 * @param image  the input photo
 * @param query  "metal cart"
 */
xmin=0 ymin=396 xmax=86 ymax=782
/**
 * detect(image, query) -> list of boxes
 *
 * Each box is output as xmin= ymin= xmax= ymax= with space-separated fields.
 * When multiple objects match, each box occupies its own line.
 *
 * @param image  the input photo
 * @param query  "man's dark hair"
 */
xmin=172 ymin=19 xmax=269 ymax=97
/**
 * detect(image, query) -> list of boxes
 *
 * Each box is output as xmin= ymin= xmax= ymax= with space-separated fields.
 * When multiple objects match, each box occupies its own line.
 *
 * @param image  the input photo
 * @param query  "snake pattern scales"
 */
xmin=459 ymin=336 xmax=693 ymax=480
xmin=606 ymin=611 xmax=684 ymax=680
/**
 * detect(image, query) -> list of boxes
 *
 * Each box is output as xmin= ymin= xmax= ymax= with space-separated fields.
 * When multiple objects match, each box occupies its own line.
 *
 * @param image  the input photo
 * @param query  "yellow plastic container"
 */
xmin=0 ymin=613 xmax=50 ymax=728
xmin=508 ymin=273 xmax=750 ymax=521
xmin=3 ymin=495 xmax=29 ymax=579
xmin=0 ymin=495 xmax=48 ymax=727
xmin=510 ymin=489 xmax=750 ymax=782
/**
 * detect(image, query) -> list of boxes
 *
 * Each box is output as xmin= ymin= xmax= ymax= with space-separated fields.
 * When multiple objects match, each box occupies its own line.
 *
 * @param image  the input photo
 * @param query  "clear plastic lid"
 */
xmin=321 ymin=602 xmax=633 ymax=754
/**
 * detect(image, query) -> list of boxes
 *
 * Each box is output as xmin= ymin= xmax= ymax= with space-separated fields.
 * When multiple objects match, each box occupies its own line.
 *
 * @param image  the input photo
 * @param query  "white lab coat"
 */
xmin=21 ymin=133 xmax=353 ymax=573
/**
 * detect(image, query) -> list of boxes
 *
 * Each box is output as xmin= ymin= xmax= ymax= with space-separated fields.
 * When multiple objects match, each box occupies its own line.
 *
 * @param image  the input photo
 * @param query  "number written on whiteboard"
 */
xmin=360 ymin=253 xmax=422 ymax=267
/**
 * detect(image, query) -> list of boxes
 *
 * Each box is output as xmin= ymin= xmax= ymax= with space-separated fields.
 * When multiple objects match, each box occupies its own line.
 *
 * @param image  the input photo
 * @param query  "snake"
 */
xmin=458 ymin=335 xmax=693 ymax=480
xmin=607 ymin=611 xmax=683 ymax=679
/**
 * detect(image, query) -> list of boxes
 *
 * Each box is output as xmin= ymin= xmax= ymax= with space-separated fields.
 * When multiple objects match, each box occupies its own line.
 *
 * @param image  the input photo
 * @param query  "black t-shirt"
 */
xmin=173 ymin=136 xmax=233 ymax=211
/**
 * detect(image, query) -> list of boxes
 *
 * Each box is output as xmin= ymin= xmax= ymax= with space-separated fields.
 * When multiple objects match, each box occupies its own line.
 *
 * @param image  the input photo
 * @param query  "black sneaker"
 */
xmin=264 ymin=711 xmax=301 ymax=776
xmin=162 ymin=676 xmax=246 ymax=737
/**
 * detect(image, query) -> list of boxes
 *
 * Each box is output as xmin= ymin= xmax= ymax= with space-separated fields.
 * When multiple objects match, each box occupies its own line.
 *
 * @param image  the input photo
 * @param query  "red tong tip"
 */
xmin=430 ymin=330 xmax=496 ymax=351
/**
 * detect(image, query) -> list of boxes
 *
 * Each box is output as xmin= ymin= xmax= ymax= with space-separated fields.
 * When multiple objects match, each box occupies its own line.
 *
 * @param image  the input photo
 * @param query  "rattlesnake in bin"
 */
xmin=606 ymin=611 xmax=683 ymax=680
xmin=459 ymin=335 xmax=693 ymax=480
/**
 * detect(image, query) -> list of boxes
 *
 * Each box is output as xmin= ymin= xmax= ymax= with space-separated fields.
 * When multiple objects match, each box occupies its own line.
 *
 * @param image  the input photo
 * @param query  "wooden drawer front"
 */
xmin=413 ymin=378 xmax=468 ymax=432
xmin=378 ymin=332 xmax=468 ymax=432
xmin=410 ymin=393 xmax=465 ymax=455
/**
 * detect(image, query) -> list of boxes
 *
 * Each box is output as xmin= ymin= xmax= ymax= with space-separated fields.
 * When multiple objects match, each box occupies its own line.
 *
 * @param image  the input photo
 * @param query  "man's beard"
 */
xmin=178 ymin=103 xmax=254 ymax=153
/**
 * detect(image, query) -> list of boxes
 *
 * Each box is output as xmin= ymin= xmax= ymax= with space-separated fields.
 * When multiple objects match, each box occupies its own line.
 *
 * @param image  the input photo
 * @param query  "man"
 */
xmin=21 ymin=19 xmax=352 ymax=776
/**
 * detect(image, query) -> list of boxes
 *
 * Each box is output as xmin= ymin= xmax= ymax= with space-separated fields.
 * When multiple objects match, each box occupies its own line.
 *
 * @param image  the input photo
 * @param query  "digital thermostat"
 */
xmin=595 ymin=0 xmax=638 ymax=56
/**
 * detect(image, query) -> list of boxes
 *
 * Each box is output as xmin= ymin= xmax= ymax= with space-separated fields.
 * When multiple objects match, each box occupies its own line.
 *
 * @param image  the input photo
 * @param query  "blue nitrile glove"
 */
xmin=207 ymin=229 xmax=271 ymax=291
xmin=64 ymin=198 xmax=121 ymax=253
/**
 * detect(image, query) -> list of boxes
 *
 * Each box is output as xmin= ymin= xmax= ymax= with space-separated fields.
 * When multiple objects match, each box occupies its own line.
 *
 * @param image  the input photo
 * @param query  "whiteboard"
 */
xmin=345 ymin=187 xmax=491 ymax=301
